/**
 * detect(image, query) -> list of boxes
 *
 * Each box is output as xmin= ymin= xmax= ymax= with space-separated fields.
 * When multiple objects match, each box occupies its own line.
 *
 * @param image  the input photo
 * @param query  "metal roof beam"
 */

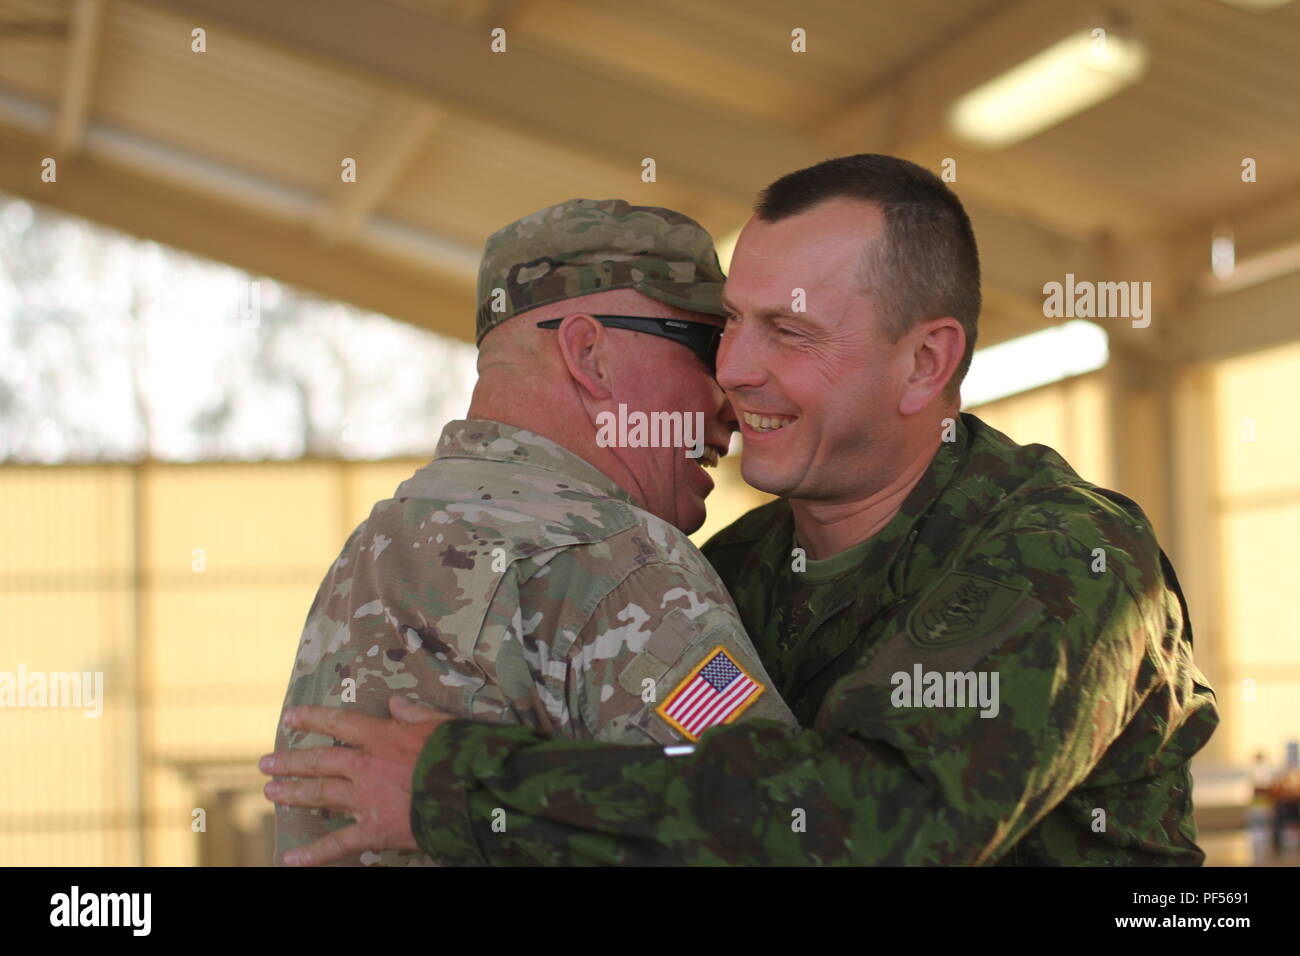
xmin=314 ymin=95 xmax=442 ymax=243
xmin=53 ymin=0 xmax=106 ymax=155
xmin=0 ymin=122 xmax=478 ymax=341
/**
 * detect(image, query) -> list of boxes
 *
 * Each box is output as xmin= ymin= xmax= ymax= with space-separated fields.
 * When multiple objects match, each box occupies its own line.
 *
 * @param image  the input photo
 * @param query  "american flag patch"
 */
xmin=655 ymin=645 xmax=765 ymax=741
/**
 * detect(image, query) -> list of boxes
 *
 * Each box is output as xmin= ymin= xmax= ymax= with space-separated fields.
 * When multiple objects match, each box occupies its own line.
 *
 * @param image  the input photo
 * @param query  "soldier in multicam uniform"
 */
xmin=271 ymin=199 xmax=797 ymax=865
xmin=265 ymin=157 xmax=1219 ymax=867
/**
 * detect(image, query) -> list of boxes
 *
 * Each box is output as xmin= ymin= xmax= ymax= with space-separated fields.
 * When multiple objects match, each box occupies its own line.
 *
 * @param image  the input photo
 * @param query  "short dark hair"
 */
xmin=755 ymin=154 xmax=980 ymax=399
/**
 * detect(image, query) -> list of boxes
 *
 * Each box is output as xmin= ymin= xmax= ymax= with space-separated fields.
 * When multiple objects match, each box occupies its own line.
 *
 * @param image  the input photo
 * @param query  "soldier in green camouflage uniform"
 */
xmin=394 ymin=163 xmax=1218 ymax=866
xmin=266 ymin=161 xmax=1218 ymax=867
xmin=407 ymin=413 xmax=1218 ymax=865
xmin=272 ymin=199 xmax=797 ymax=865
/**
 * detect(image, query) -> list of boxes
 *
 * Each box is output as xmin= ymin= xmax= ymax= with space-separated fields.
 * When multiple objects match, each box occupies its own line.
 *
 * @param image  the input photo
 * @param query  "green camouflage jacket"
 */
xmin=409 ymin=412 xmax=1218 ymax=865
xmin=273 ymin=419 xmax=794 ymax=865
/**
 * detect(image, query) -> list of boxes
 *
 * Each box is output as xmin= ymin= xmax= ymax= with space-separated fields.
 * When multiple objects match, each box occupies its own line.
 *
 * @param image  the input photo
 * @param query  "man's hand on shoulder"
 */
xmin=260 ymin=696 xmax=451 ymax=865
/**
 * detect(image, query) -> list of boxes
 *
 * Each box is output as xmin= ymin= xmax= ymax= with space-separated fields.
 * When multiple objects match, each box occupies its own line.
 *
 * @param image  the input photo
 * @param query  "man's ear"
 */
xmin=899 ymin=317 xmax=964 ymax=416
xmin=556 ymin=313 xmax=614 ymax=401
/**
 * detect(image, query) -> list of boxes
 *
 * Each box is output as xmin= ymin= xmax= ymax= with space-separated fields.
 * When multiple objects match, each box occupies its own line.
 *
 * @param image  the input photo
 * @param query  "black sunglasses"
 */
xmin=535 ymin=315 xmax=722 ymax=371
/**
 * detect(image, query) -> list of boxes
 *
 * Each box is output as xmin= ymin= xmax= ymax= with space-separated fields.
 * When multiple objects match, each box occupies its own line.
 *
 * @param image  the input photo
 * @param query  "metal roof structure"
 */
xmin=1 ymin=0 xmax=1297 ymax=360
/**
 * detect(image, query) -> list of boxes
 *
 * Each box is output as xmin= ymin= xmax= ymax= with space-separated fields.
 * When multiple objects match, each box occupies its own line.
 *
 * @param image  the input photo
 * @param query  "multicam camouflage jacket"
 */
xmin=409 ymin=412 xmax=1219 ymax=865
xmin=272 ymin=419 xmax=794 ymax=865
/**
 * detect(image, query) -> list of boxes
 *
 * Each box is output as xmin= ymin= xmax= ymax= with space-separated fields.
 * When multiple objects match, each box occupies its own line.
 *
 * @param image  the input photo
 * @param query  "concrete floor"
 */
xmin=1201 ymin=828 xmax=1300 ymax=866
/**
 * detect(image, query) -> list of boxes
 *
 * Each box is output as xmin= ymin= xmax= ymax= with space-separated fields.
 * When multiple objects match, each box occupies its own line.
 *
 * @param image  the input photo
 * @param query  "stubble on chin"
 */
xmin=741 ymin=457 xmax=798 ymax=499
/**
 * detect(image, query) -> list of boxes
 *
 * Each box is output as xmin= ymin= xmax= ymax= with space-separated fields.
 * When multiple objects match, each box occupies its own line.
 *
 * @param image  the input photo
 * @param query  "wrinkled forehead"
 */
xmin=724 ymin=241 xmax=872 ymax=315
xmin=729 ymin=205 xmax=882 ymax=293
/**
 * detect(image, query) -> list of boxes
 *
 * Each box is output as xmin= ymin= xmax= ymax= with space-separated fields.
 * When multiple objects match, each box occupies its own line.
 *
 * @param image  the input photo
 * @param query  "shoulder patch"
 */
xmin=655 ymin=645 xmax=765 ymax=741
xmin=906 ymin=571 xmax=1028 ymax=649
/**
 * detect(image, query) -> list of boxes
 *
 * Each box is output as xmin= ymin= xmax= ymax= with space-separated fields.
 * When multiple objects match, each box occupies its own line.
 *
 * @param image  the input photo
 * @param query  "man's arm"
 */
xmin=409 ymin=524 xmax=1217 ymax=865
xmin=264 ymin=541 xmax=800 ymax=864
xmin=568 ymin=559 xmax=797 ymax=745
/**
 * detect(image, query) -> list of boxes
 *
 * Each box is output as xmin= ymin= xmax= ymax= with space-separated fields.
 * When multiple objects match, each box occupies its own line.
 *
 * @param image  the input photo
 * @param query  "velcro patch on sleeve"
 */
xmin=655 ymin=645 xmax=765 ymax=742
xmin=906 ymin=571 xmax=1028 ymax=649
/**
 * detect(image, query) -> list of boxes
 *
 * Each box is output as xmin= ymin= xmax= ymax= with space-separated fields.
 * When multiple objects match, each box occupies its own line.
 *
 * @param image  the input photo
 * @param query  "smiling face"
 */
xmin=536 ymin=290 xmax=734 ymax=535
xmin=474 ymin=286 xmax=735 ymax=535
xmin=717 ymin=198 xmax=917 ymax=504
xmin=599 ymin=308 xmax=734 ymax=534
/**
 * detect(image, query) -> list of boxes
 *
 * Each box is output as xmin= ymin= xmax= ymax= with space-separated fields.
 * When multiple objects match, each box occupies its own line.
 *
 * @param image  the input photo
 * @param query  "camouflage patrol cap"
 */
xmin=475 ymin=198 xmax=727 ymax=345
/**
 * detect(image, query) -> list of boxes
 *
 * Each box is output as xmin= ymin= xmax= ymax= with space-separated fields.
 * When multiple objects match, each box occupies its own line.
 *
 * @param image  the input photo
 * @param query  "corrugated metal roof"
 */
xmin=0 ymin=0 xmax=1296 ymax=354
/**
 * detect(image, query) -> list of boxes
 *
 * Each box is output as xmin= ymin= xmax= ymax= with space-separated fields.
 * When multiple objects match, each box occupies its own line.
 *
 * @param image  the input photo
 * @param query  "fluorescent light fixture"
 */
xmin=1217 ymin=0 xmax=1295 ymax=11
xmin=961 ymin=320 xmax=1109 ymax=407
xmin=949 ymin=30 xmax=1148 ymax=148
xmin=1211 ymin=225 xmax=1236 ymax=280
xmin=1201 ymin=238 xmax=1300 ymax=295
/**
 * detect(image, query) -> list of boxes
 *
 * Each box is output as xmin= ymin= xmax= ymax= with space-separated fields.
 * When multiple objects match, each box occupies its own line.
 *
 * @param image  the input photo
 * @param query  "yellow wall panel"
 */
xmin=0 ymin=589 xmax=127 ymax=670
xmin=148 ymin=582 xmax=322 ymax=690
xmin=0 ymin=466 xmax=133 ymax=575
xmin=145 ymin=765 xmax=194 ymax=819
xmin=1066 ymin=375 xmax=1112 ymax=491
xmin=1214 ymin=340 xmax=1300 ymax=500
xmin=1210 ymin=341 xmax=1300 ymax=768
xmin=345 ymin=459 xmax=428 ymax=526
xmin=966 ymin=372 xmax=1112 ymax=488
xmin=146 ymin=462 xmax=343 ymax=572
xmin=149 ymin=825 xmax=199 ymax=867
xmin=1219 ymin=680 xmax=1300 ymax=775
xmin=1219 ymin=504 xmax=1300 ymax=667
xmin=149 ymin=702 xmax=285 ymax=759
xmin=0 ymin=369 xmax=1295 ymax=862
xmin=0 ymin=709 xmax=131 ymax=814
xmin=0 ymin=829 xmax=125 ymax=867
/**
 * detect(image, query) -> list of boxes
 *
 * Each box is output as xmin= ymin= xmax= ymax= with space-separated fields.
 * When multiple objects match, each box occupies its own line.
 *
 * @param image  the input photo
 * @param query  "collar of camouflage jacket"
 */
xmin=433 ymin=419 xmax=637 ymax=507
xmin=770 ymin=413 xmax=980 ymax=695
xmin=786 ymin=411 xmax=975 ymax=575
